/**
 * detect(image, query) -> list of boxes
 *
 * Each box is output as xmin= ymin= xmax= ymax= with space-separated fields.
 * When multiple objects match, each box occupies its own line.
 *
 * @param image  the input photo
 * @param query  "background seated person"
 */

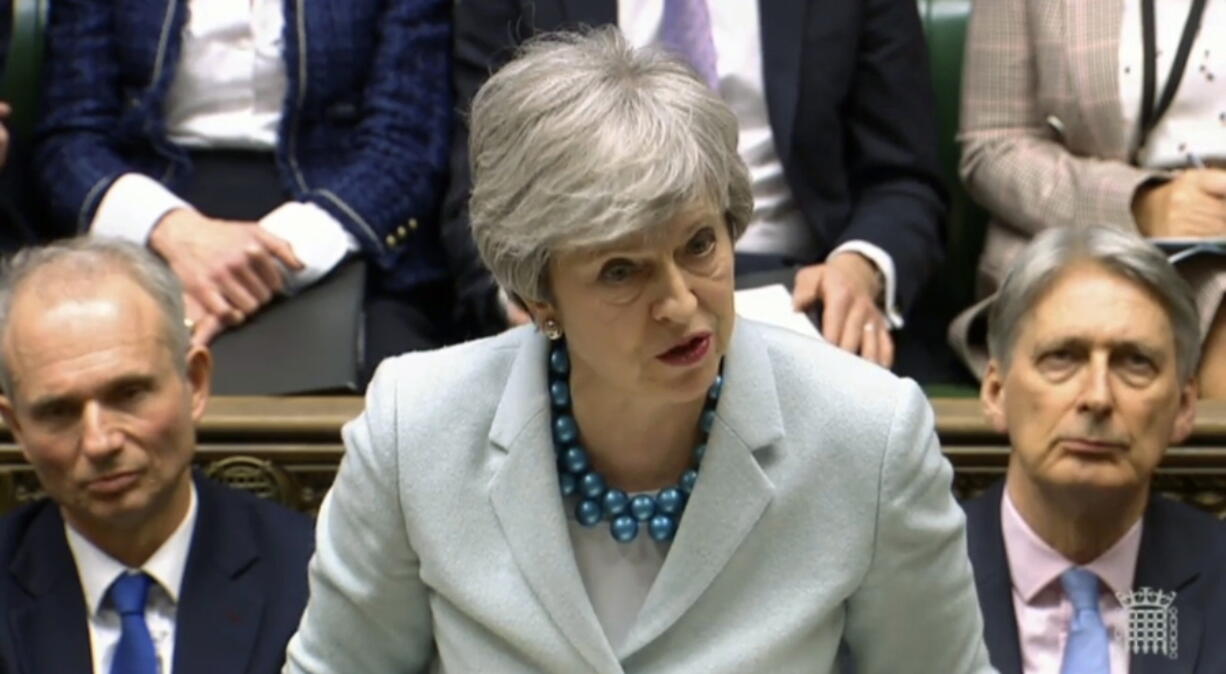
xmin=951 ymin=0 xmax=1226 ymax=397
xmin=33 ymin=0 xmax=453 ymax=379
xmin=284 ymin=30 xmax=992 ymax=673
xmin=0 ymin=237 xmax=313 ymax=673
xmin=964 ymin=225 xmax=1226 ymax=672
xmin=443 ymin=0 xmax=948 ymax=373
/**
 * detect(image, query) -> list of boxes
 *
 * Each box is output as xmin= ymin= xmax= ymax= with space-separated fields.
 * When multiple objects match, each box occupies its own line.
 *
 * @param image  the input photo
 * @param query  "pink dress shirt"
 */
xmin=1001 ymin=489 xmax=1142 ymax=674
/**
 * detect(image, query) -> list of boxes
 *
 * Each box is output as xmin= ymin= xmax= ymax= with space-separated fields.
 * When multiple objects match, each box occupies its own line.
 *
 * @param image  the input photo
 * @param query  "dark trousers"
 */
xmin=183 ymin=150 xmax=454 ymax=388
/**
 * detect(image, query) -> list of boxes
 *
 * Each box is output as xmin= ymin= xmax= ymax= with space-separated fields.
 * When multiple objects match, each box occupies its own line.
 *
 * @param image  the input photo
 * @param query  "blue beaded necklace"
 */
xmin=548 ymin=339 xmax=723 ymax=543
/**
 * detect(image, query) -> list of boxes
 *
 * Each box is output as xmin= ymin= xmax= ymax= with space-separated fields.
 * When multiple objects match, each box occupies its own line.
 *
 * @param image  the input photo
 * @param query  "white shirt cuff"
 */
xmin=828 ymin=241 xmax=904 ymax=329
xmin=90 ymin=173 xmax=191 ymax=245
xmin=259 ymin=201 xmax=361 ymax=293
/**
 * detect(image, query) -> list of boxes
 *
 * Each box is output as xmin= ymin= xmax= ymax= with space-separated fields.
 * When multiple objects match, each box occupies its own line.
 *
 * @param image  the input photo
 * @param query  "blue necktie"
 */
xmin=109 ymin=572 xmax=158 ymax=674
xmin=1060 ymin=567 xmax=1112 ymax=674
xmin=659 ymin=0 xmax=719 ymax=90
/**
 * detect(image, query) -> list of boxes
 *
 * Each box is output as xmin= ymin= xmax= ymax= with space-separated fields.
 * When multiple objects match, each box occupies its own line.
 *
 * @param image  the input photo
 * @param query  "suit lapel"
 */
xmin=172 ymin=475 xmax=265 ymax=674
xmin=1063 ymin=0 xmax=1129 ymax=158
xmin=758 ymin=0 xmax=807 ymax=163
xmin=7 ymin=505 xmax=92 ymax=674
xmin=618 ymin=322 xmax=779 ymax=660
xmin=1129 ymin=498 xmax=1203 ymax=674
xmin=488 ymin=333 xmax=621 ymax=673
xmin=964 ymin=482 xmax=1023 ymax=674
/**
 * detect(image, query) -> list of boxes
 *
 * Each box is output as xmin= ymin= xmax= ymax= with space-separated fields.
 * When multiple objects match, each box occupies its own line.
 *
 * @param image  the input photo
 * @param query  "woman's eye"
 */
xmin=598 ymin=260 xmax=637 ymax=284
xmin=686 ymin=229 xmax=716 ymax=257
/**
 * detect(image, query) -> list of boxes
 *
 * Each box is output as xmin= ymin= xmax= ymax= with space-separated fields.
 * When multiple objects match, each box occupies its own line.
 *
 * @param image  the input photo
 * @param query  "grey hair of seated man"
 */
xmin=0 ymin=237 xmax=191 ymax=394
xmin=987 ymin=225 xmax=1201 ymax=382
xmin=466 ymin=27 xmax=753 ymax=305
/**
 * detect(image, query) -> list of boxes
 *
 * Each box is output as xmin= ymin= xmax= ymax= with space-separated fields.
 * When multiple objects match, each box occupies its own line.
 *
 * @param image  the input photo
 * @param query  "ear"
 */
xmin=185 ymin=345 xmax=212 ymax=423
xmin=525 ymin=298 xmax=558 ymax=327
xmin=1169 ymin=375 xmax=1198 ymax=445
xmin=981 ymin=359 xmax=1010 ymax=434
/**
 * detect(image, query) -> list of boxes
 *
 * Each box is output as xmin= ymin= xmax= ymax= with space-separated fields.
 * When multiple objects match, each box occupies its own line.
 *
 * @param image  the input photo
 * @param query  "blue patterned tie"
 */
xmin=109 ymin=572 xmax=158 ymax=674
xmin=1060 ymin=567 xmax=1112 ymax=674
xmin=659 ymin=0 xmax=719 ymax=90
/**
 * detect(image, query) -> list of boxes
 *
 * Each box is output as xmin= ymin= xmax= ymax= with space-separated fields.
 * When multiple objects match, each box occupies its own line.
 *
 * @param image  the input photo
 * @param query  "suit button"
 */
xmin=408 ymin=218 xmax=419 ymax=231
xmin=385 ymin=234 xmax=397 ymax=247
xmin=397 ymin=226 xmax=408 ymax=237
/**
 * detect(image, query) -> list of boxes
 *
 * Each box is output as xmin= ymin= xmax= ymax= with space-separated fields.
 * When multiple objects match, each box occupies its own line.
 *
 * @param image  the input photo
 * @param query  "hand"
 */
xmin=150 ymin=209 xmax=304 ymax=330
xmin=183 ymin=294 xmax=225 ymax=347
xmin=792 ymin=253 xmax=894 ymax=368
xmin=0 ymin=101 xmax=11 ymax=169
xmin=1132 ymin=169 xmax=1226 ymax=238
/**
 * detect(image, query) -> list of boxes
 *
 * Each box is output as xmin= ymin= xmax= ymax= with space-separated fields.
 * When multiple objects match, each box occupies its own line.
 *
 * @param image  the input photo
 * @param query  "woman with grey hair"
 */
xmin=285 ymin=29 xmax=993 ymax=673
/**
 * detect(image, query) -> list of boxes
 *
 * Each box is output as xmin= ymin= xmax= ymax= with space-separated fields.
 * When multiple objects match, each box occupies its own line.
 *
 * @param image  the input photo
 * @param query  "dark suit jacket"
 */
xmin=33 ymin=0 xmax=451 ymax=293
xmin=442 ymin=0 xmax=947 ymax=336
xmin=0 ymin=472 xmax=314 ymax=674
xmin=964 ymin=480 xmax=1226 ymax=674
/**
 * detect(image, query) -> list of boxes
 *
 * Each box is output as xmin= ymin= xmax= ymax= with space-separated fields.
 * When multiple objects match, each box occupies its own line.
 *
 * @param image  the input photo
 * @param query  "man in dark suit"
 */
xmin=964 ymin=226 xmax=1226 ymax=673
xmin=0 ymin=237 xmax=313 ymax=674
xmin=442 ymin=0 xmax=946 ymax=374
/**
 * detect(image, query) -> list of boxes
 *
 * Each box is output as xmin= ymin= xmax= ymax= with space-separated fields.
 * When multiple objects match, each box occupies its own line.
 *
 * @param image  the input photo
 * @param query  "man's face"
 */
xmin=0 ymin=275 xmax=210 ymax=536
xmin=982 ymin=263 xmax=1196 ymax=495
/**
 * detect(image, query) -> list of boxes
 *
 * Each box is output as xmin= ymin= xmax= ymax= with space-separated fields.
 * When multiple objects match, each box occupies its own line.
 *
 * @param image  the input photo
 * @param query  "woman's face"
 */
xmin=535 ymin=204 xmax=735 ymax=405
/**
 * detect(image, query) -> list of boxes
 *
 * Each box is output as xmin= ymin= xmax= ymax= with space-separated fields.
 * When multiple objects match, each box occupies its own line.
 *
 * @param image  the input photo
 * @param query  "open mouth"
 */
xmin=657 ymin=333 xmax=712 ymax=366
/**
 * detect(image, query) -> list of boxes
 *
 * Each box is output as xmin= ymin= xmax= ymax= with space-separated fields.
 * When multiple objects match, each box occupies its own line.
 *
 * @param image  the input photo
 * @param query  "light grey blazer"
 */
xmin=284 ymin=320 xmax=994 ymax=673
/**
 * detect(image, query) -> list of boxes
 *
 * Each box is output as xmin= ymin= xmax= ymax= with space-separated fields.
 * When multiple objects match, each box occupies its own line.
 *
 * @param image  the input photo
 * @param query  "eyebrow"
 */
xmin=1032 ymin=336 xmax=1165 ymax=360
xmin=27 ymin=374 xmax=157 ymax=414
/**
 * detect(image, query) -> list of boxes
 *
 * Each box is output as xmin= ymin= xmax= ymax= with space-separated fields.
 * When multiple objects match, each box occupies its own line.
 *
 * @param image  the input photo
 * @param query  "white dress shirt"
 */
xmin=618 ymin=0 xmax=903 ymax=327
xmin=1120 ymin=0 xmax=1226 ymax=168
xmin=90 ymin=0 xmax=358 ymax=293
xmin=63 ymin=483 xmax=199 ymax=674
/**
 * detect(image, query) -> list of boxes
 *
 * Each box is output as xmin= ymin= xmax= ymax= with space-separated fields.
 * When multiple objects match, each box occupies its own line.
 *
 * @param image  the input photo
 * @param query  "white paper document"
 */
xmin=734 ymin=284 xmax=823 ymax=340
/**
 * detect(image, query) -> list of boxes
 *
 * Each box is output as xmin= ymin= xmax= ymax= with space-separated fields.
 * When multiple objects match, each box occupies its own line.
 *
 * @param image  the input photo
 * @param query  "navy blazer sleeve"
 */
xmin=283 ymin=0 xmax=452 ymax=269
xmin=31 ymin=0 xmax=138 ymax=232
xmin=832 ymin=0 xmax=947 ymax=313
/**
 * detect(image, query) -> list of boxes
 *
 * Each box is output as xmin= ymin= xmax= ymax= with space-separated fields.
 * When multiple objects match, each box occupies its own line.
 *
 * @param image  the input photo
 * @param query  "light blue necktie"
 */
xmin=659 ymin=0 xmax=719 ymax=90
xmin=1060 ymin=567 xmax=1112 ymax=674
xmin=109 ymin=572 xmax=159 ymax=674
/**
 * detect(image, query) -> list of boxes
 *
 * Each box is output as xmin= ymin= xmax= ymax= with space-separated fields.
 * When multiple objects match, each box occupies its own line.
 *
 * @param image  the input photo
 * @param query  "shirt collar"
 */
xmin=64 ymin=481 xmax=199 ymax=616
xmin=1001 ymin=485 xmax=1142 ymax=603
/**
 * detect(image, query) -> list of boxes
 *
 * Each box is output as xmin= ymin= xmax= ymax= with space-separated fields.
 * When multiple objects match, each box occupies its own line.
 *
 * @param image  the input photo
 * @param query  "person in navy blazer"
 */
xmin=442 ymin=0 xmax=947 ymax=367
xmin=0 ymin=238 xmax=313 ymax=674
xmin=33 ymin=0 xmax=452 ymax=359
xmin=962 ymin=226 xmax=1226 ymax=673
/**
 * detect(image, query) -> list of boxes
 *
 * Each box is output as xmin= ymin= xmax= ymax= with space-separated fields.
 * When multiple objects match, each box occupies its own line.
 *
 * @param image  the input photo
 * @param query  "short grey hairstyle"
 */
xmin=987 ymin=226 xmax=1201 ymax=381
xmin=0 ymin=237 xmax=190 ymax=395
xmin=468 ymin=27 xmax=753 ymax=304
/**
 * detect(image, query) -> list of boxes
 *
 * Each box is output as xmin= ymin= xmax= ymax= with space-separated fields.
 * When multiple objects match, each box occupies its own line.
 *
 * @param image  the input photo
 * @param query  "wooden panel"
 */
xmin=1 ymin=397 xmax=1223 ymax=519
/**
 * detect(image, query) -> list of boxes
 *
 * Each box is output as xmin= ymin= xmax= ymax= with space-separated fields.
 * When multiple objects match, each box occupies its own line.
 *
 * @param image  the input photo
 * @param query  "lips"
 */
xmin=657 ymin=333 xmax=712 ymax=366
xmin=1059 ymin=438 xmax=1128 ymax=455
xmin=86 ymin=470 xmax=141 ymax=497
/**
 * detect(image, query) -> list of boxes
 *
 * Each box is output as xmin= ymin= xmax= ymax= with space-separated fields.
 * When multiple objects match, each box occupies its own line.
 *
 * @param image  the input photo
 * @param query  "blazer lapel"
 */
xmin=618 ymin=322 xmax=779 ymax=660
xmin=758 ymin=0 xmax=806 ymax=163
xmin=1129 ymin=498 xmax=1203 ymax=674
xmin=488 ymin=333 xmax=621 ymax=673
xmin=964 ymin=482 xmax=1023 ymax=674
xmin=172 ymin=476 xmax=265 ymax=674
xmin=7 ymin=505 xmax=92 ymax=674
xmin=1063 ymin=0 xmax=1130 ymax=158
